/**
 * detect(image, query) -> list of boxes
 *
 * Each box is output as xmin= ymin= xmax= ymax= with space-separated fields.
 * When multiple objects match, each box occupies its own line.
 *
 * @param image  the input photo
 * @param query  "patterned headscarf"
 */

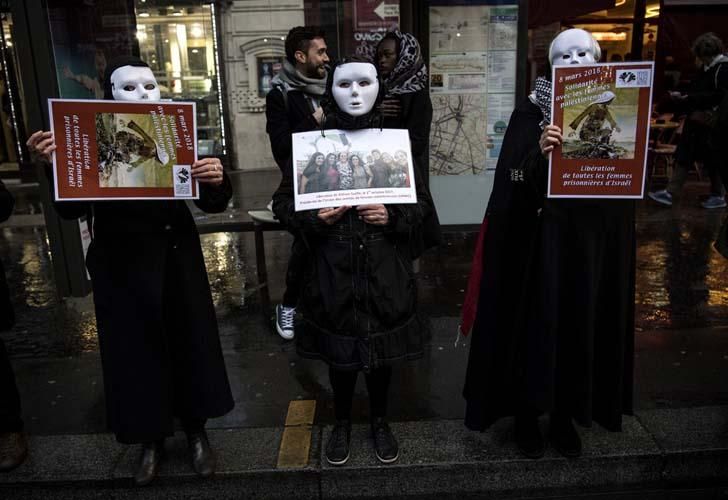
xmin=378 ymin=30 xmax=428 ymax=96
xmin=529 ymin=76 xmax=552 ymax=129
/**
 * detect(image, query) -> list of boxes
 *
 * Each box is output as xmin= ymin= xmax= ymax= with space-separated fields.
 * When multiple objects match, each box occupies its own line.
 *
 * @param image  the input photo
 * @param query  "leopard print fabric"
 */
xmin=383 ymin=30 xmax=428 ymax=96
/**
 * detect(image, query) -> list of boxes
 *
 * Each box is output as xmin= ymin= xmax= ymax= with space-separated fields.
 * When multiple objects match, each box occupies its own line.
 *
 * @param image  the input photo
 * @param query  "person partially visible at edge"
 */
xmin=0 ymin=180 xmax=27 ymax=473
xmin=300 ymin=152 xmax=325 ymax=194
xmin=376 ymin=30 xmax=442 ymax=255
xmin=649 ymin=32 xmax=728 ymax=209
xmin=272 ymin=58 xmax=437 ymax=468
xmin=26 ymin=56 xmax=234 ymax=487
xmin=461 ymin=28 xmax=635 ymax=460
xmin=265 ymin=26 xmax=330 ymax=340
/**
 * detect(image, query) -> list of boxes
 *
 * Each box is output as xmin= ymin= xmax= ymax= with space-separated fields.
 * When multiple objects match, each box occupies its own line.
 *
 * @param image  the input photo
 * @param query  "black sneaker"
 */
xmin=325 ymin=420 xmax=351 ymax=466
xmin=549 ymin=414 xmax=582 ymax=458
xmin=371 ymin=417 xmax=399 ymax=464
xmin=514 ymin=414 xmax=545 ymax=459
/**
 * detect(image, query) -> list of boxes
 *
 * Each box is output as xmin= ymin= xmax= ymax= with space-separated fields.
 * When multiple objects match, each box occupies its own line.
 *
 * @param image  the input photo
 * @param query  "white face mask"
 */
xmin=549 ymin=29 xmax=600 ymax=66
xmin=110 ymin=65 xmax=161 ymax=101
xmin=332 ymin=63 xmax=379 ymax=116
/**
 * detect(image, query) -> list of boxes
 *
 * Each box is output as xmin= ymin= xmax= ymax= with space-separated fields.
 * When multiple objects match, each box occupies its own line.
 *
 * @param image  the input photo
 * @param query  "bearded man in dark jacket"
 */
xmin=265 ymin=26 xmax=330 ymax=340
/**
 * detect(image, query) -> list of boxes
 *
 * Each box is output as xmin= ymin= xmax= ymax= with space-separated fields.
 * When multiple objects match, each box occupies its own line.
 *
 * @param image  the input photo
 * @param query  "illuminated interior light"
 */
xmin=591 ymin=32 xmax=628 ymax=41
xmin=138 ymin=12 xmax=150 ymax=17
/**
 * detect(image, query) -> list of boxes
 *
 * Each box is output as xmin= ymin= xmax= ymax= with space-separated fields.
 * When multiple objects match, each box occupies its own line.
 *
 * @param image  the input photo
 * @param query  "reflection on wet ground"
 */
xmin=1 ymin=174 xmax=727 ymax=434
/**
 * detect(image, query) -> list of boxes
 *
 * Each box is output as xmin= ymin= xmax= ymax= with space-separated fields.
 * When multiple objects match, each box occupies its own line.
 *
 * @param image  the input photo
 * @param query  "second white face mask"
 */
xmin=110 ymin=65 xmax=161 ymax=101
xmin=332 ymin=63 xmax=379 ymax=116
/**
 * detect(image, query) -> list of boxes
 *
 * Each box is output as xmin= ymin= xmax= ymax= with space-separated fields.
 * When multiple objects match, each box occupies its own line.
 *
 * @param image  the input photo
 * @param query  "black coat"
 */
xmin=266 ymin=87 xmax=322 ymax=172
xmin=272 ymin=117 xmax=434 ymax=372
xmin=381 ymin=89 xmax=442 ymax=252
xmin=53 ymin=174 xmax=235 ymax=443
xmin=0 ymin=180 xmax=14 ymax=332
xmin=381 ymin=89 xmax=432 ymax=181
xmin=463 ymin=99 xmax=634 ymax=432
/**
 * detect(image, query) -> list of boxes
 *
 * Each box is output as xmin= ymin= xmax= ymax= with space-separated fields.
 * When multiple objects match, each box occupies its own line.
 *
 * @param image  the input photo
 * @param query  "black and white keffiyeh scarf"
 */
xmin=381 ymin=30 xmax=428 ymax=96
xmin=529 ymin=76 xmax=552 ymax=129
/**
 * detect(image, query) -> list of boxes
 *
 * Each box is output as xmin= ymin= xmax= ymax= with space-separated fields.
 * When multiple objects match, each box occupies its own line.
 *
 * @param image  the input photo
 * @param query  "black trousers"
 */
xmin=328 ymin=366 xmax=392 ymax=421
xmin=0 ymin=337 xmax=22 ymax=432
xmin=282 ymin=237 xmax=307 ymax=307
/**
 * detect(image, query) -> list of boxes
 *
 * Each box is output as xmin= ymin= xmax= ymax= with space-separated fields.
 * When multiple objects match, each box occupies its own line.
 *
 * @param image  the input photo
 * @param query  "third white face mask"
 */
xmin=110 ymin=65 xmax=161 ymax=101
xmin=550 ymin=29 xmax=598 ymax=66
xmin=332 ymin=63 xmax=379 ymax=116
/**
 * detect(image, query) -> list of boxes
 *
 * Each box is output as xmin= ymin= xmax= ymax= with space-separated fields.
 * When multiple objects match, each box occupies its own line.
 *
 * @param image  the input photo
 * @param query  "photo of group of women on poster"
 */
xmin=291 ymin=128 xmax=418 ymax=211
xmin=297 ymin=148 xmax=412 ymax=194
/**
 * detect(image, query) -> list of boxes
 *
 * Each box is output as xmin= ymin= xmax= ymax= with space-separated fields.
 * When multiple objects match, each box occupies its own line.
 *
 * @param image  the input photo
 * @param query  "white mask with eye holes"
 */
xmin=332 ymin=62 xmax=379 ymax=116
xmin=549 ymin=29 xmax=601 ymax=66
xmin=110 ymin=65 xmax=161 ymax=101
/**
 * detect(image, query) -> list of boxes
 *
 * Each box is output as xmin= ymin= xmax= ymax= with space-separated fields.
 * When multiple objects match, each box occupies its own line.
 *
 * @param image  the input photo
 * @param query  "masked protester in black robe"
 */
xmin=26 ymin=56 xmax=234 ymax=486
xmin=460 ymin=29 xmax=634 ymax=459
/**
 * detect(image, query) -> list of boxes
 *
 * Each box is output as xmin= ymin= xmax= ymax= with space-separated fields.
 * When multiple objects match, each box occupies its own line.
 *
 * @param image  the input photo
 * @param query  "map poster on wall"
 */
xmin=548 ymin=62 xmax=654 ymax=198
xmin=428 ymin=1 xmax=518 ymax=176
xmin=291 ymin=128 xmax=417 ymax=211
xmin=49 ymin=99 xmax=198 ymax=201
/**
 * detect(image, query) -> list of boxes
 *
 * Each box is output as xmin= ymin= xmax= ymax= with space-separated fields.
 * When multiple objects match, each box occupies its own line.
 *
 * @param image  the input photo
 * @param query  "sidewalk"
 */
xmin=0 ymin=173 xmax=727 ymax=497
xmin=0 ymin=406 xmax=726 ymax=499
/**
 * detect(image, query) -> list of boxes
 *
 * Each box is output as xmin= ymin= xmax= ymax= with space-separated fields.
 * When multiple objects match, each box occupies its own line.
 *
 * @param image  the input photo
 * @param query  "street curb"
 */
xmin=0 ymin=406 xmax=727 ymax=499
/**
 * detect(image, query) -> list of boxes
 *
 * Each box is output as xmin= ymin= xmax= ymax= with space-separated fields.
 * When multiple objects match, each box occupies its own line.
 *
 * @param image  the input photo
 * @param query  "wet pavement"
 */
xmin=0 ymin=172 xmax=727 ymax=437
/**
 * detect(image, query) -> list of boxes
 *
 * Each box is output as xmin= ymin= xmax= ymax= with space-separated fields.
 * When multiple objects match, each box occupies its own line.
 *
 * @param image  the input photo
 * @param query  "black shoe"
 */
xmin=187 ymin=431 xmax=216 ymax=477
xmin=134 ymin=440 xmax=164 ymax=486
xmin=325 ymin=420 xmax=351 ymax=466
xmin=0 ymin=432 xmax=28 ymax=472
xmin=514 ymin=415 xmax=545 ymax=459
xmin=371 ymin=417 xmax=399 ymax=464
xmin=549 ymin=415 xmax=582 ymax=458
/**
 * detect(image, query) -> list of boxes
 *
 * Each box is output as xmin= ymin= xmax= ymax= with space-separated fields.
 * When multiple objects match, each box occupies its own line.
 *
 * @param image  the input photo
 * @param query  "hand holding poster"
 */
xmin=292 ymin=128 xmax=417 ymax=211
xmin=548 ymin=62 xmax=654 ymax=198
xmin=49 ymin=99 xmax=198 ymax=200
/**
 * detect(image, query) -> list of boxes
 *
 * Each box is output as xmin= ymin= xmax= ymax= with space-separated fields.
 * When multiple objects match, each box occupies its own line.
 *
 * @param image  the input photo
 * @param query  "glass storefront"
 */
xmin=135 ymin=0 xmax=225 ymax=155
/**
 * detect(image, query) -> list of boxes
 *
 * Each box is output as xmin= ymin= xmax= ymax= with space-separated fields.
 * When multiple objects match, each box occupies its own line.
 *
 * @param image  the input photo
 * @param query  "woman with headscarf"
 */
xmin=26 ymin=56 xmax=234 ymax=486
xmin=376 ymin=30 xmax=441 ymax=253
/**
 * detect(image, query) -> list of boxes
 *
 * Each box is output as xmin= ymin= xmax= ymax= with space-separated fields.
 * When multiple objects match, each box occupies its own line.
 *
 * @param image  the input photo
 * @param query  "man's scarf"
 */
xmin=271 ymin=60 xmax=327 ymax=96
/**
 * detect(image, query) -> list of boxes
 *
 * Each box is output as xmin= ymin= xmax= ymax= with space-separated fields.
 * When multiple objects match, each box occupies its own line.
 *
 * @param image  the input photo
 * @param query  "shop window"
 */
xmin=134 ymin=1 xmax=225 ymax=156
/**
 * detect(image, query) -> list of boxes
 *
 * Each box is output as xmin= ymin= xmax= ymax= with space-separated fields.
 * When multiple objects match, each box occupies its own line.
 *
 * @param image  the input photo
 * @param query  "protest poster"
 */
xmin=291 ymin=128 xmax=418 ymax=212
xmin=49 ymin=99 xmax=198 ymax=201
xmin=548 ymin=62 xmax=654 ymax=198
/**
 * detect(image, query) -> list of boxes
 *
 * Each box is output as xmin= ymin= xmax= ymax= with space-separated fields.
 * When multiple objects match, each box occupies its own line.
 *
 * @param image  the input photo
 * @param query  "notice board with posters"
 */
xmin=548 ymin=62 xmax=654 ymax=198
xmin=427 ymin=0 xmax=522 ymax=224
xmin=49 ymin=99 xmax=199 ymax=201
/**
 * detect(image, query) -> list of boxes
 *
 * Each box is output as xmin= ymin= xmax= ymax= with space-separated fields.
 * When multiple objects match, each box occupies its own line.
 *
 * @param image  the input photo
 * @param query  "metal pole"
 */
xmin=10 ymin=0 xmax=92 ymax=298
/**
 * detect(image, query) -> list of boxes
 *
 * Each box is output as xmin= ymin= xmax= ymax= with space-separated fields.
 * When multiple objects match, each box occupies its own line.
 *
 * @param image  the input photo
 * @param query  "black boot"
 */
xmin=514 ymin=414 xmax=545 ymax=459
xmin=549 ymin=414 xmax=582 ymax=458
xmin=134 ymin=440 xmax=164 ymax=486
xmin=187 ymin=430 xmax=216 ymax=477
xmin=0 ymin=432 xmax=28 ymax=472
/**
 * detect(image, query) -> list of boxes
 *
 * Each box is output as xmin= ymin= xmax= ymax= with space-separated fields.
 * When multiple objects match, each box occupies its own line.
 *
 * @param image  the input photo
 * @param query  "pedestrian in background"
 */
xmin=649 ymin=32 xmax=728 ymax=209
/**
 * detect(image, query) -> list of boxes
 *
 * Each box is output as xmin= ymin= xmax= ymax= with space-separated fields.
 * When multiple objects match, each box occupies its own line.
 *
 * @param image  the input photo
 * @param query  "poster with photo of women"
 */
xmin=291 ymin=128 xmax=418 ymax=211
